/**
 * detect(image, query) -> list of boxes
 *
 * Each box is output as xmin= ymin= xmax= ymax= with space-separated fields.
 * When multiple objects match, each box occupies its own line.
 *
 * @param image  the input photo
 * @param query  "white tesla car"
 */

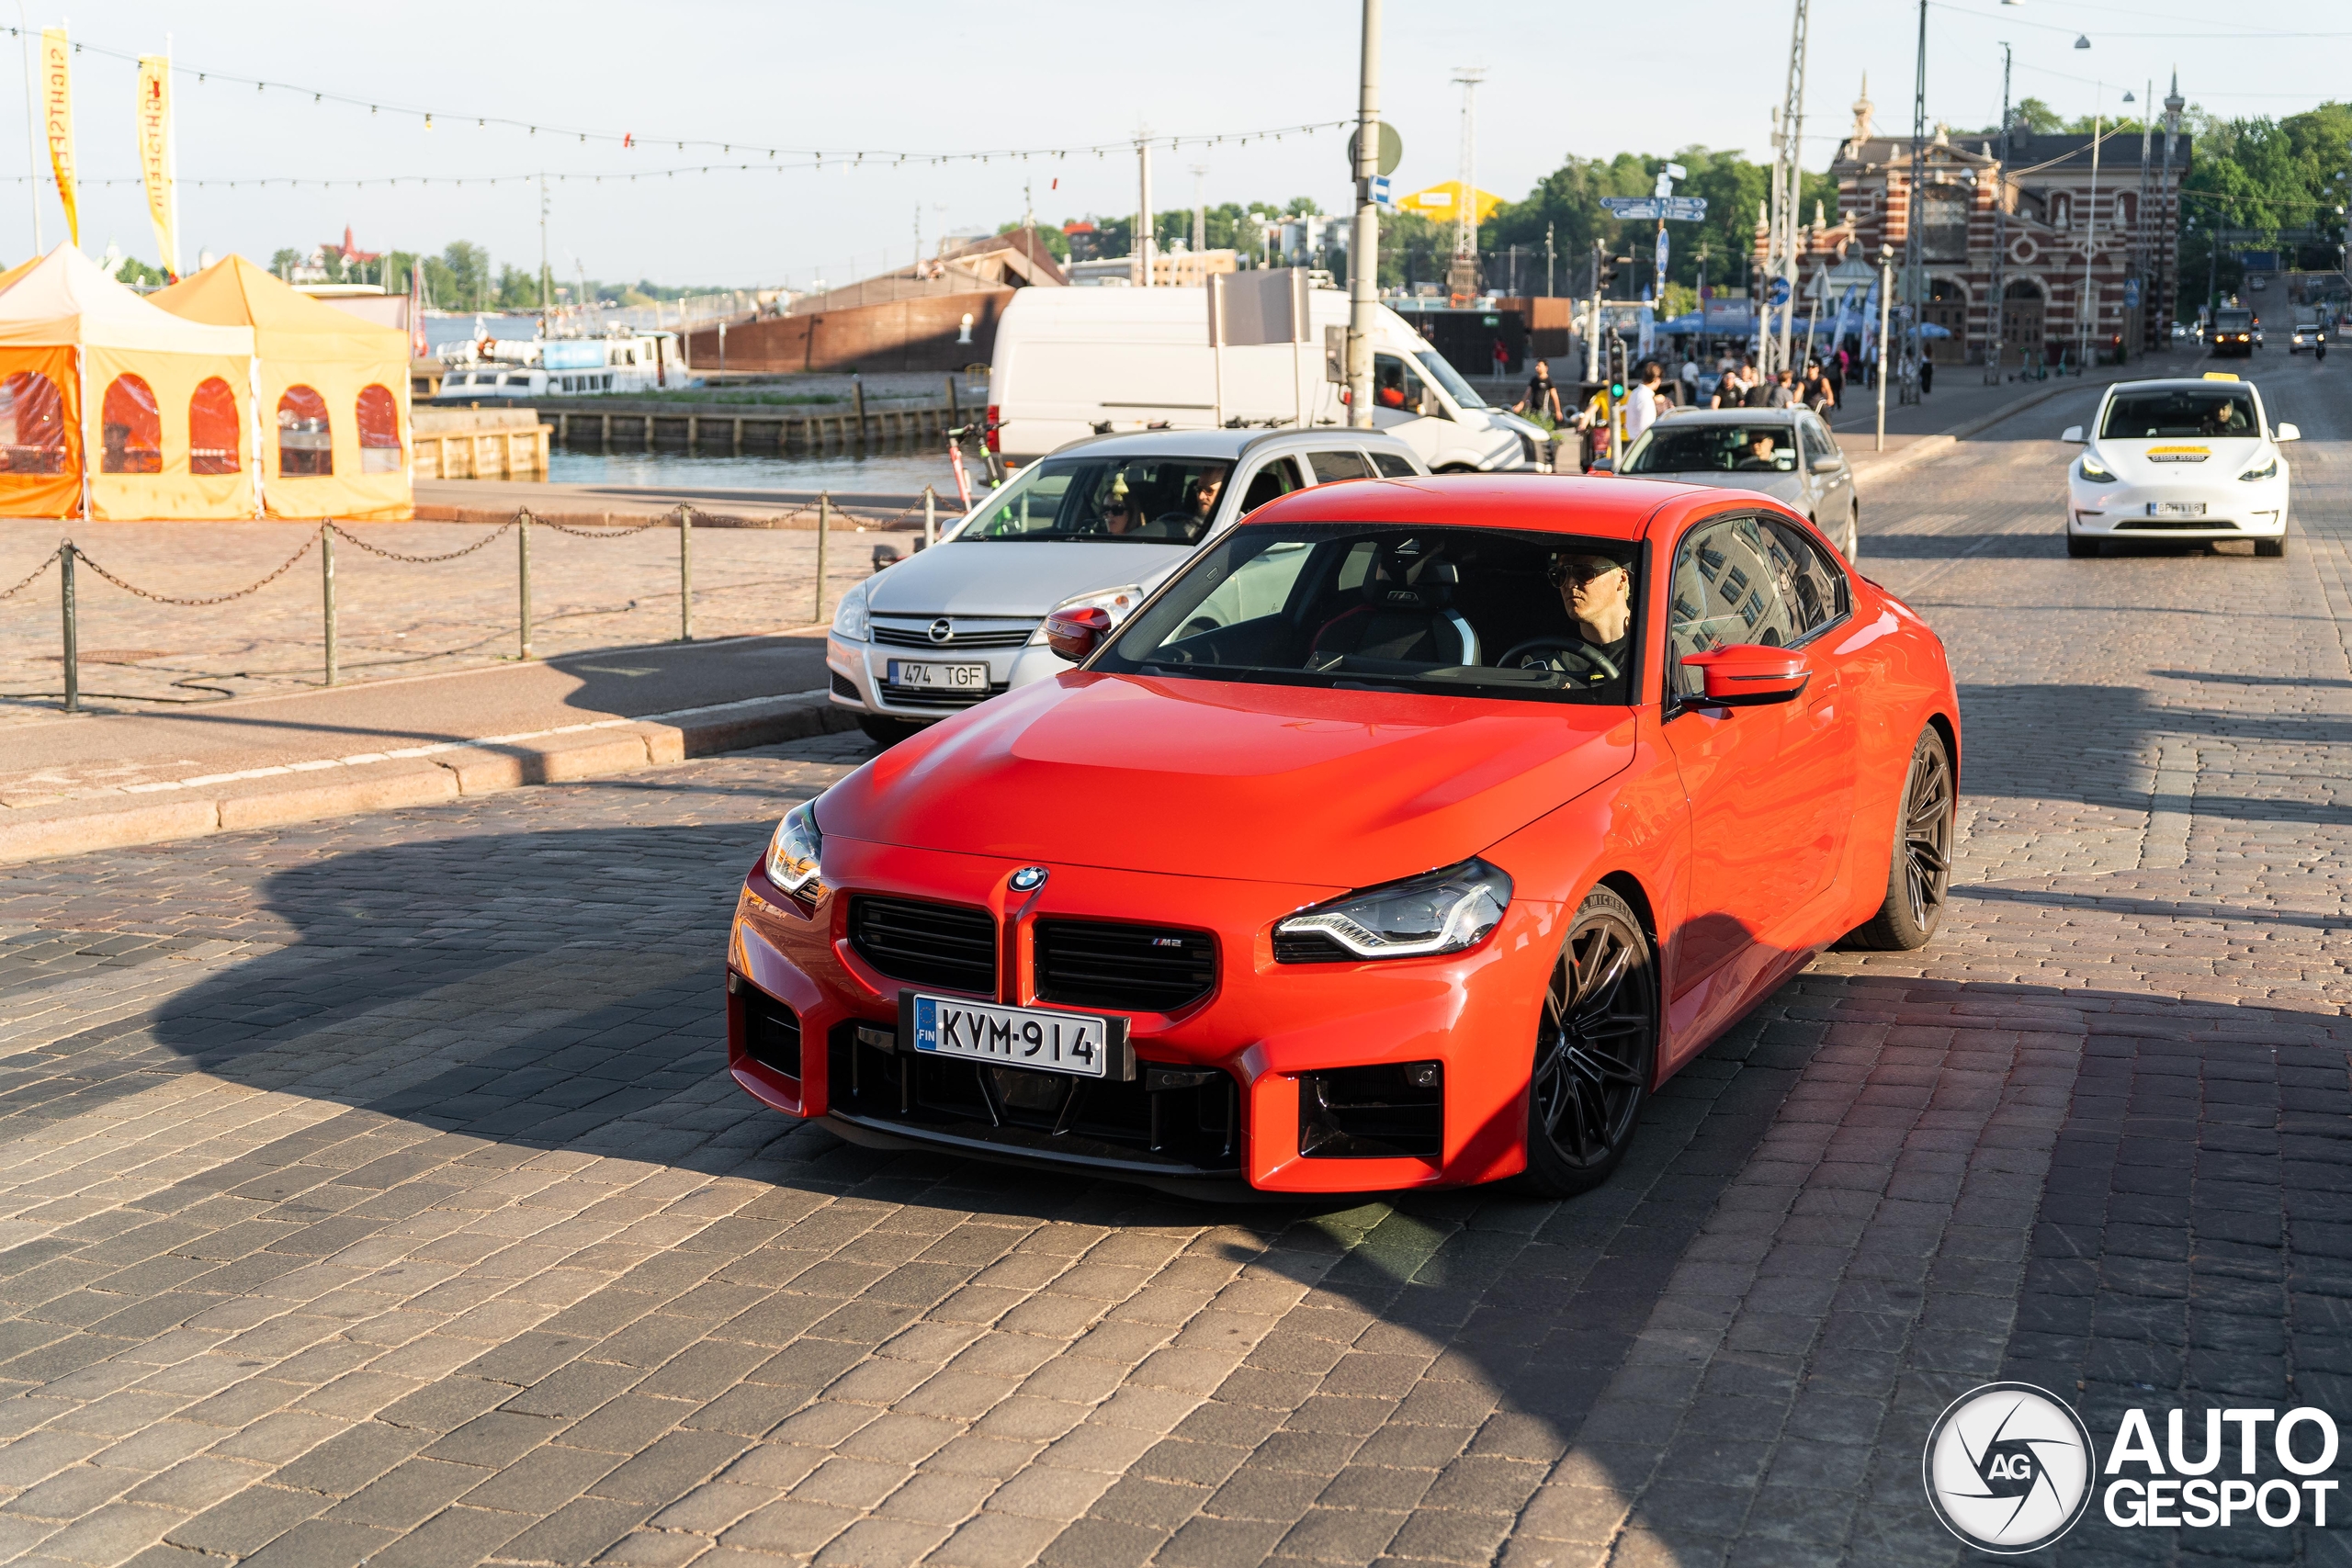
xmin=2064 ymin=375 xmax=2297 ymax=558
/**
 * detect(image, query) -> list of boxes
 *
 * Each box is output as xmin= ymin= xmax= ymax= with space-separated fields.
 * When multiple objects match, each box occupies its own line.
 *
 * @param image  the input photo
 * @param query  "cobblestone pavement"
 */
xmin=0 ymin=357 xmax=2345 ymax=1567
xmin=0 ymin=516 xmax=914 ymax=724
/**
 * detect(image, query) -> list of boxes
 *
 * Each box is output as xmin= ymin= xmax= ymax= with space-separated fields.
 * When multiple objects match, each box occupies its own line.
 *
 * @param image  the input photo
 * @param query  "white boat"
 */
xmin=434 ymin=324 xmax=684 ymax=400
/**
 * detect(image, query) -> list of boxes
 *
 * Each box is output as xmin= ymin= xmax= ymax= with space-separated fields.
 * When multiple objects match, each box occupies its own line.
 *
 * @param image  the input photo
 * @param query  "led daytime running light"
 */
xmin=1277 ymin=859 xmax=1512 ymax=960
xmin=764 ymin=802 xmax=825 ymax=898
xmin=2078 ymin=453 xmax=2117 ymax=482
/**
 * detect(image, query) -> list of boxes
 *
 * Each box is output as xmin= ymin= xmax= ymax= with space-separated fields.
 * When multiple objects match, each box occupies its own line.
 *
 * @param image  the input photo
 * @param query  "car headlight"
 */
xmin=763 ymin=801 xmax=825 ymax=899
xmin=2241 ymin=456 xmax=2278 ymax=482
xmin=2078 ymin=453 xmax=2117 ymax=483
xmin=1027 ymin=585 xmax=1142 ymax=645
xmin=831 ymin=581 xmax=871 ymax=641
xmin=1274 ymin=858 xmax=1511 ymax=962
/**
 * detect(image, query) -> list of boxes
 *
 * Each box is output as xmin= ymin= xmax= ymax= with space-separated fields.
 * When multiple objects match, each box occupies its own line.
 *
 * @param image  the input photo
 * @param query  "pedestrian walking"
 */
xmin=1624 ymin=361 xmax=1663 ymax=444
xmin=1514 ymin=361 xmax=1568 ymax=468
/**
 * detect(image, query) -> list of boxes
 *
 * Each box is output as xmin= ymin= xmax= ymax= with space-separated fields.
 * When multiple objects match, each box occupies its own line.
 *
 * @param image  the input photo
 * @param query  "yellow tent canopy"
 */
xmin=153 ymin=254 xmax=413 ymax=521
xmin=0 ymin=243 xmax=258 ymax=520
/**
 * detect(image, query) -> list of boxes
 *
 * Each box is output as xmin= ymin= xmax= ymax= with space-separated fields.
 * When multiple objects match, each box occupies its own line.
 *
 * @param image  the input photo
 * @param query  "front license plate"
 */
xmin=2148 ymin=502 xmax=2208 ymax=518
xmin=907 ymin=994 xmax=1123 ymax=1079
xmin=887 ymin=660 xmax=989 ymax=691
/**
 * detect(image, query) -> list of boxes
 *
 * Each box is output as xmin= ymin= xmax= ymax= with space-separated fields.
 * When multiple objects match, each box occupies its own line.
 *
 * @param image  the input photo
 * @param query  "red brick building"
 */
xmin=1763 ymin=81 xmax=2192 ymax=367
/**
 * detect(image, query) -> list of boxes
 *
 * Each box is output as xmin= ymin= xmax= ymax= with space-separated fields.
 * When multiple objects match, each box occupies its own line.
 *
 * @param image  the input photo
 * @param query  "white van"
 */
xmin=988 ymin=286 xmax=1541 ymax=473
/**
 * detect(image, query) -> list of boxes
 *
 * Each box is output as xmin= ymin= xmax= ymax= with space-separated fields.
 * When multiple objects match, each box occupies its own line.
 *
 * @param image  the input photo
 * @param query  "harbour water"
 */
xmin=544 ymin=447 xmax=966 ymax=495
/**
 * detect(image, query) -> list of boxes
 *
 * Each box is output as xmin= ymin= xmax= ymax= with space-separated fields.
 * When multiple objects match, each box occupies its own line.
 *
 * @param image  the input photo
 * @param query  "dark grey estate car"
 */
xmin=1613 ymin=408 xmax=1860 ymax=559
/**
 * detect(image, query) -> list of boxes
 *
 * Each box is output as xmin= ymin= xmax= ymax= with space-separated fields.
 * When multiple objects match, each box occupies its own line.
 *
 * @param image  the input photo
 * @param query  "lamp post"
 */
xmin=1347 ymin=0 xmax=1382 ymax=427
xmin=1985 ymin=41 xmax=2012 ymax=383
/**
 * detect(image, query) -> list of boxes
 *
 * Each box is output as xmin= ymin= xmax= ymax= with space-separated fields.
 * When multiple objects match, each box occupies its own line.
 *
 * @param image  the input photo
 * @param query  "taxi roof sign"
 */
xmin=2201 ymin=371 xmax=2241 ymax=381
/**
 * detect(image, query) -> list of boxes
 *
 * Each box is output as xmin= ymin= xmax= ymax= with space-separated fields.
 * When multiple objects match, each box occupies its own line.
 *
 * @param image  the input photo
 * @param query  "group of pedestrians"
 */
xmin=1702 ymin=354 xmax=1843 ymax=417
xmin=1513 ymin=358 xmax=1684 ymax=472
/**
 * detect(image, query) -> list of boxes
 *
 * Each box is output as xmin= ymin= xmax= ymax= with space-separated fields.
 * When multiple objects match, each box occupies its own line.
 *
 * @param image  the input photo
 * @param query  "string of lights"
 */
xmin=0 ymin=161 xmax=873 ymax=189
xmin=0 ymin=26 xmax=1348 ymax=167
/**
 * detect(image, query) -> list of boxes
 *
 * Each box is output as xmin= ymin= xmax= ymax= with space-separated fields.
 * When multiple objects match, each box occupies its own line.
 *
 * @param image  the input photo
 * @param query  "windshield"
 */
xmin=1091 ymin=524 xmax=1636 ymax=705
xmin=1622 ymin=422 xmax=1798 ymax=474
xmin=2213 ymin=310 xmax=2253 ymax=330
xmin=1413 ymin=349 xmax=1487 ymax=410
xmin=954 ymin=454 xmax=1231 ymax=544
xmin=2099 ymin=388 xmax=2257 ymax=439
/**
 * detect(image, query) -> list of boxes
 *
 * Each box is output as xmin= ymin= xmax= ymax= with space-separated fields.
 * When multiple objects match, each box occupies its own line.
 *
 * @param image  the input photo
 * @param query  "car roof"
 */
xmin=1651 ymin=408 xmax=1802 ymax=425
xmin=1034 ymin=426 xmax=1423 ymax=464
xmin=2098 ymin=376 xmax=2265 ymax=407
xmin=1238 ymin=473 xmax=1717 ymax=542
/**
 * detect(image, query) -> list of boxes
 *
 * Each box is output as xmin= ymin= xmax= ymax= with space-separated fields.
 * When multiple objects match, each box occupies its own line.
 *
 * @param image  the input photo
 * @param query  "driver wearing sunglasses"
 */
xmin=1099 ymin=497 xmax=1142 ymax=536
xmin=1542 ymin=552 xmax=1634 ymax=680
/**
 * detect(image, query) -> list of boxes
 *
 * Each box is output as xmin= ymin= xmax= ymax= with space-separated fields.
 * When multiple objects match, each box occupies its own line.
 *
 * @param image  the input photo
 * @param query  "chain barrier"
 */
xmin=335 ymin=518 xmax=518 ymax=563
xmin=69 ymin=530 xmax=323 ymax=606
xmin=0 ymin=548 xmax=58 ymax=603
xmin=13 ymin=491 xmax=937 ymax=711
xmin=532 ymin=515 xmax=673 ymax=538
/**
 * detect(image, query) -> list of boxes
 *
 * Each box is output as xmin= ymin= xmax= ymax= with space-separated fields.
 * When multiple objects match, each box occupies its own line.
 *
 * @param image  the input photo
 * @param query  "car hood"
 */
xmin=820 ymin=672 xmax=1637 ymax=887
xmin=866 ymin=539 xmax=1199 ymax=618
xmin=1620 ymin=470 xmax=1804 ymax=502
xmin=2089 ymin=436 xmax=2268 ymax=481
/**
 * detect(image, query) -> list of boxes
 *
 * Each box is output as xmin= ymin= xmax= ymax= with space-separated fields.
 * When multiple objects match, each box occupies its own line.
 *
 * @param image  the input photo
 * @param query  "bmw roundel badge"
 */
xmin=1008 ymin=866 xmax=1048 ymax=893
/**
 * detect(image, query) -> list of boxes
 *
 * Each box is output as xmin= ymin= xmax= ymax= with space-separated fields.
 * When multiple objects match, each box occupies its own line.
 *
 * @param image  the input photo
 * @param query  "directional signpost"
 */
xmin=1600 ymin=196 xmax=1708 ymax=222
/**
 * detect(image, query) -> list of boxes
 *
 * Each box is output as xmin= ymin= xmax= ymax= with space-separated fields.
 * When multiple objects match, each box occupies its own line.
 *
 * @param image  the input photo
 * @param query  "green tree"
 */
xmin=268 ymin=247 xmax=301 ymax=280
xmin=2176 ymin=101 xmax=2352 ymax=309
xmin=1475 ymin=145 xmax=1816 ymax=298
xmin=493 ymin=264 xmax=541 ymax=309
xmin=439 ymin=242 xmax=491 ymax=310
xmin=2015 ymin=97 xmax=2064 ymax=135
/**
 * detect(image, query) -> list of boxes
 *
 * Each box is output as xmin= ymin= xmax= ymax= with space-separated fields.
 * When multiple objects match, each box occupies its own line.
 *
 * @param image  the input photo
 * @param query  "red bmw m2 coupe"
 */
xmin=726 ymin=473 xmax=1959 ymax=1198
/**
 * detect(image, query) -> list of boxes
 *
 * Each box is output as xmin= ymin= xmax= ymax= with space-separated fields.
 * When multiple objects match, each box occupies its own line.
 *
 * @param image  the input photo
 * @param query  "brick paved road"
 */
xmin=0 ymin=359 xmax=2345 ymax=1567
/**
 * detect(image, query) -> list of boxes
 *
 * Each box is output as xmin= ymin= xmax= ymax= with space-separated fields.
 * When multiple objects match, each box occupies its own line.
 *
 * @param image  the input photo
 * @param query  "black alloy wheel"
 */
xmin=1845 ymin=727 xmax=1955 ymax=951
xmin=1522 ymin=886 xmax=1657 ymax=1197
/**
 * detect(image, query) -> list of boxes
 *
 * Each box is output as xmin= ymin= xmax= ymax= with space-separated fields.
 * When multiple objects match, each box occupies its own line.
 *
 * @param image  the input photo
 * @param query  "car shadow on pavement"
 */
xmin=35 ymin=811 xmax=2338 ymax=1563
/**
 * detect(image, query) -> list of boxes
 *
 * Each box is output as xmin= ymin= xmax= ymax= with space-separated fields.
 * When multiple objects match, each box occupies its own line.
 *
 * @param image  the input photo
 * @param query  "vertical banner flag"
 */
xmin=135 ymin=55 xmax=177 ymax=277
xmin=40 ymin=28 xmax=75 ymax=247
xmin=408 ymin=265 xmax=426 ymax=360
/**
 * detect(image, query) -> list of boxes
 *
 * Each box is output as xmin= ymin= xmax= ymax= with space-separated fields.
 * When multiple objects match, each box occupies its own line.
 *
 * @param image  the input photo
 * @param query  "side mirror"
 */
xmin=2060 ymin=425 xmax=2086 ymax=444
xmin=1588 ymin=455 xmax=1615 ymax=474
xmin=1680 ymin=645 xmax=1810 ymax=706
xmin=2275 ymin=422 xmax=2301 ymax=443
xmin=1043 ymin=605 xmax=1113 ymax=661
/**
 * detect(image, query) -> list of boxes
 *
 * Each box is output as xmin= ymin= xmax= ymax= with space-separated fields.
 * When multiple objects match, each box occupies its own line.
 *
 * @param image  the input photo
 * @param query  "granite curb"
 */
xmin=0 ymin=691 xmax=858 ymax=864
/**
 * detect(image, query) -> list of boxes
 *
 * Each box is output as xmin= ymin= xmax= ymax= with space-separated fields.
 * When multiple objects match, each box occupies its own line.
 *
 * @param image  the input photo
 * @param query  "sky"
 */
xmin=6 ymin=0 xmax=2344 ymax=292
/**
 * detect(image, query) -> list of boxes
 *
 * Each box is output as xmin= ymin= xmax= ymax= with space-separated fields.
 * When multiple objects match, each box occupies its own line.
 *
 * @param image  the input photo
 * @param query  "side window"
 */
xmin=1667 ymin=516 xmax=1803 ymax=696
xmin=1181 ymin=541 xmax=1316 ymax=636
xmin=1797 ymin=419 xmax=1832 ymax=468
xmin=1306 ymin=449 xmax=1374 ymax=484
xmin=1235 ymin=458 xmax=1299 ymax=514
xmin=1370 ymin=451 xmax=1417 ymax=478
xmin=1764 ymin=518 xmax=1850 ymax=637
xmin=1372 ymin=353 xmax=1425 ymax=412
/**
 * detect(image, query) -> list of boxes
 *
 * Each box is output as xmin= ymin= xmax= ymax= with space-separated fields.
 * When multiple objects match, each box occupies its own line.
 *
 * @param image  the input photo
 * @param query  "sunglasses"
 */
xmin=1103 ymin=503 xmax=1131 ymax=514
xmin=1548 ymin=561 xmax=1623 ymax=587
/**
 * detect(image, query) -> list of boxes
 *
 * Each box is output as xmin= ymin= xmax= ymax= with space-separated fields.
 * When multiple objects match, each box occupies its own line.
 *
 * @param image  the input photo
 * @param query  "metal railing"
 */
xmin=0 ymin=489 xmax=952 ymax=713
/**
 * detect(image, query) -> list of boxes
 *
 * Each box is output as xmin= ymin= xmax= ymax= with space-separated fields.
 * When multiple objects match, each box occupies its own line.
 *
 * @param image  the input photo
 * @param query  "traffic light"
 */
xmin=1607 ymin=333 xmax=1629 ymax=400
